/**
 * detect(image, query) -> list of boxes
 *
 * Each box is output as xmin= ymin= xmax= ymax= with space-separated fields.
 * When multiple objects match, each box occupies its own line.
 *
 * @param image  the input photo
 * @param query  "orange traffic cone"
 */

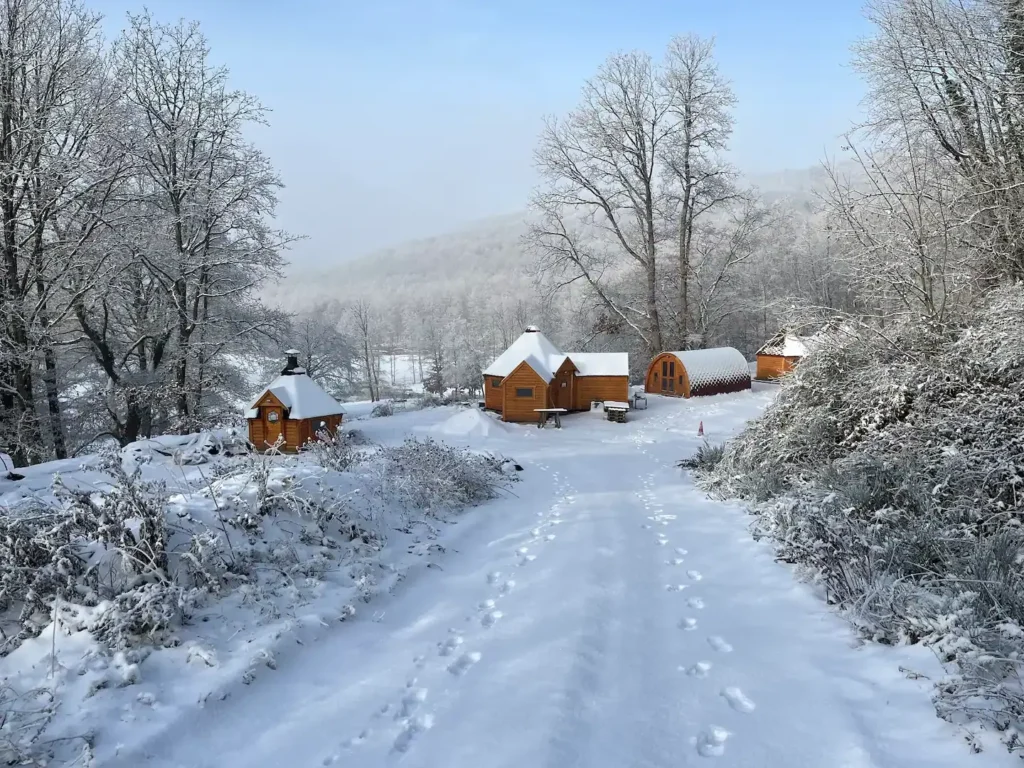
xmin=698 ymin=420 xmax=704 ymax=437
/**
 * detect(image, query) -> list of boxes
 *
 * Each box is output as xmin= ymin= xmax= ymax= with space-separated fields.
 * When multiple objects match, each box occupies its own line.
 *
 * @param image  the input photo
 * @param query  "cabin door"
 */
xmin=264 ymin=407 xmax=283 ymax=446
xmin=554 ymin=370 xmax=573 ymax=410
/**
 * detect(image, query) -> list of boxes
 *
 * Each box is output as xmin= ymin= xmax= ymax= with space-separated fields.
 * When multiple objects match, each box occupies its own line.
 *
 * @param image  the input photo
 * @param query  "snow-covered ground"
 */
xmin=2 ymin=389 xmax=1014 ymax=767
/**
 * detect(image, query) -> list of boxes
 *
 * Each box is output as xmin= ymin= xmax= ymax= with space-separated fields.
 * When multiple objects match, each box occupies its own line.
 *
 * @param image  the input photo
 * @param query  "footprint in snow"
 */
xmin=500 ymin=580 xmax=516 ymax=595
xmin=545 ymin=534 xmax=556 ymax=541
xmin=694 ymin=726 xmax=729 ymax=757
xmin=667 ymin=558 xmax=685 ymax=566
xmin=438 ymin=635 xmax=464 ymax=657
xmin=448 ymin=651 xmax=482 ymax=676
xmin=707 ymin=636 xmax=733 ymax=653
xmin=482 ymin=610 xmax=503 ymax=628
xmin=516 ymin=546 xmax=529 ymax=556
xmin=479 ymin=599 xmax=496 ymax=611
xmin=684 ymin=661 xmax=712 ymax=678
xmin=721 ymin=687 xmax=756 ymax=713
xmin=687 ymin=570 xmax=703 ymax=582
xmin=675 ymin=547 xmax=688 ymax=556
xmin=679 ymin=617 xmax=698 ymax=631
xmin=531 ymin=527 xmax=541 ymax=536
xmin=396 ymin=688 xmax=428 ymax=719
xmin=666 ymin=584 xmax=688 ymax=592
xmin=518 ymin=555 xmax=536 ymax=566
xmin=487 ymin=571 xmax=502 ymax=585
xmin=392 ymin=714 xmax=434 ymax=754
xmin=687 ymin=597 xmax=705 ymax=610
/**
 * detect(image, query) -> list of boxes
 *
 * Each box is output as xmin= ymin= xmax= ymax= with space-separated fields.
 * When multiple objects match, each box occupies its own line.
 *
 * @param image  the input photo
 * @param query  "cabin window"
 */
xmin=661 ymin=360 xmax=668 ymax=376
xmin=669 ymin=361 xmax=675 ymax=377
xmin=515 ymin=387 xmax=534 ymax=398
xmin=679 ymin=375 xmax=684 ymax=384
xmin=491 ymin=377 xmax=501 ymax=388
xmin=267 ymin=410 xmax=280 ymax=423
xmin=560 ymin=382 xmax=567 ymax=388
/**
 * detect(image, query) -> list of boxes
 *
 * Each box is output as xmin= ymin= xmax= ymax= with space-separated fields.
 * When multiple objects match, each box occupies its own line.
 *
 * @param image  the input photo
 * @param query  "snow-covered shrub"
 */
xmin=371 ymin=401 xmax=395 ymax=418
xmin=701 ymin=285 xmax=1024 ymax=741
xmin=678 ymin=442 xmax=725 ymax=472
xmin=0 ymin=452 xmax=178 ymax=655
xmin=305 ymin=425 xmax=360 ymax=472
xmin=89 ymin=582 xmax=196 ymax=651
xmin=371 ymin=437 xmax=513 ymax=516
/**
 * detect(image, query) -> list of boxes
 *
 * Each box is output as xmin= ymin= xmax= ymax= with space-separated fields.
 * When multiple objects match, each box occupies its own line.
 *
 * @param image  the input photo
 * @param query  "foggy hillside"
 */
xmin=265 ymin=161 xmax=857 ymax=311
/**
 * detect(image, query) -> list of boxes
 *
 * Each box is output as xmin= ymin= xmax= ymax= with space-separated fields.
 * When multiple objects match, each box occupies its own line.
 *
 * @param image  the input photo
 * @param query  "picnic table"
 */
xmin=534 ymin=407 xmax=568 ymax=429
xmin=603 ymin=400 xmax=630 ymax=423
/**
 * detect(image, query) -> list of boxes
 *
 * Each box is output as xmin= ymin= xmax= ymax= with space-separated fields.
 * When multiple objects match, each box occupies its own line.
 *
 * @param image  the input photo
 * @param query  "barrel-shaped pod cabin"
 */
xmin=483 ymin=326 xmax=630 ymax=423
xmin=755 ymin=331 xmax=808 ymax=380
xmin=645 ymin=347 xmax=751 ymax=398
xmin=246 ymin=351 xmax=346 ymax=452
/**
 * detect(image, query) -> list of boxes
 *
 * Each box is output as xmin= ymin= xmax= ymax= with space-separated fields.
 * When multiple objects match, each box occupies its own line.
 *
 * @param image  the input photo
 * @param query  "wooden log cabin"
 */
xmin=645 ymin=347 xmax=751 ymax=398
xmin=755 ymin=331 xmax=808 ymax=380
xmin=482 ymin=327 xmax=630 ymax=423
xmin=246 ymin=351 xmax=346 ymax=452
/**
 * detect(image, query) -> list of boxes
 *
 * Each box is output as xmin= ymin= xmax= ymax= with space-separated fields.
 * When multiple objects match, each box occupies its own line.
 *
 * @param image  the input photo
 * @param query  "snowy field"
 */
xmin=1 ymin=388 xmax=1016 ymax=767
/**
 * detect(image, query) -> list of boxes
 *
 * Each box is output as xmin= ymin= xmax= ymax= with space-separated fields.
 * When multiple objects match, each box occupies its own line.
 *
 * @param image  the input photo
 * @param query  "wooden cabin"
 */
xmin=482 ymin=327 xmax=629 ymax=423
xmin=246 ymin=351 xmax=345 ymax=452
xmin=645 ymin=347 xmax=751 ymax=398
xmin=755 ymin=331 xmax=808 ymax=380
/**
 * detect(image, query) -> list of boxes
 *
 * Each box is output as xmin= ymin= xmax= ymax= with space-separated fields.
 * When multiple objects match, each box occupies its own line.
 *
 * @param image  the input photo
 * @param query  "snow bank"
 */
xmin=432 ymin=408 xmax=509 ymax=438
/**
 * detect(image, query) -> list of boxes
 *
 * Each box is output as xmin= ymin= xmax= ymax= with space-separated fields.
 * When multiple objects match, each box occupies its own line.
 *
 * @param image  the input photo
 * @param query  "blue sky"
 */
xmin=91 ymin=0 xmax=872 ymax=267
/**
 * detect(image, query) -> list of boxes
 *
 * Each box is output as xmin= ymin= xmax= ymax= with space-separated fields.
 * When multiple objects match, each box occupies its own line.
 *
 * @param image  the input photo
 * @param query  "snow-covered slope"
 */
xmin=18 ymin=388 xmax=1011 ymax=768
xmin=265 ymin=162 xmax=858 ymax=313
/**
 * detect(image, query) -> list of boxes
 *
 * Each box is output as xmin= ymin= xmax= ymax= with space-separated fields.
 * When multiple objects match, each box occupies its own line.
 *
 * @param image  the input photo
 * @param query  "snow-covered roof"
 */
xmin=568 ymin=352 xmax=629 ymax=377
xmin=671 ymin=347 xmax=750 ymax=394
xmin=520 ymin=353 xmax=558 ymax=382
xmin=757 ymin=331 xmax=809 ymax=358
xmin=483 ymin=330 xmax=567 ymax=379
xmin=246 ymin=373 xmax=345 ymax=420
xmin=484 ymin=330 xmax=629 ymax=380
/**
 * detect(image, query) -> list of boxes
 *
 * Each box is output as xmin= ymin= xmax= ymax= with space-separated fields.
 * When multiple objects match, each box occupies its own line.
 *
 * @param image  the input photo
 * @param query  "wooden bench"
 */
xmin=602 ymin=400 xmax=630 ymax=423
xmin=534 ymin=407 xmax=568 ymax=429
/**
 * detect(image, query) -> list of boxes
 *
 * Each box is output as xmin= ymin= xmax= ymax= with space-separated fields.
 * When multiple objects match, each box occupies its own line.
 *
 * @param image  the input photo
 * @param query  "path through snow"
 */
xmin=101 ymin=392 xmax=1013 ymax=767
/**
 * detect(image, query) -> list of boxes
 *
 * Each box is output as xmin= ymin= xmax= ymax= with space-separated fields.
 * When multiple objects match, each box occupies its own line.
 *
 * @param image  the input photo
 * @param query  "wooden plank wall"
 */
xmin=574 ymin=377 xmax=629 ymax=409
xmin=483 ymin=376 xmax=503 ymax=410
xmin=501 ymin=366 xmax=549 ymax=422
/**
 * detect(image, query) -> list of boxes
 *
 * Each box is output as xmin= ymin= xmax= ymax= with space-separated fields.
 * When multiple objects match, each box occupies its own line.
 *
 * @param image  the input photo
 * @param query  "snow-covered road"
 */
xmin=106 ymin=392 xmax=1013 ymax=767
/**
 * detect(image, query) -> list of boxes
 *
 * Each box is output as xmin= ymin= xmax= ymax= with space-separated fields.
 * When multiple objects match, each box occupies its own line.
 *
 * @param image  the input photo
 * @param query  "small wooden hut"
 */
xmin=755 ymin=331 xmax=808 ymax=380
xmin=645 ymin=347 xmax=751 ymax=398
xmin=482 ymin=327 xmax=629 ymax=423
xmin=246 ymin=350 xmax=345 ymax=452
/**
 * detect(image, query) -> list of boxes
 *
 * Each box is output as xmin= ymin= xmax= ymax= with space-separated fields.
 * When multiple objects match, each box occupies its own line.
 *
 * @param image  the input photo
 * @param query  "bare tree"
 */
xmin=661 ymin=34 xmax=741 ymax=347
xmin=349 ymin=299 xmax=381 ymax=401
xmin=528 ymin=51 xmax=671 ymax=355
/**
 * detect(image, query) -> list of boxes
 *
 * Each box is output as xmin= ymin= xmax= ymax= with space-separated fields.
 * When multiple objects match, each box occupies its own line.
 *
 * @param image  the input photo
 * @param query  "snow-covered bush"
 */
xmin=678 ymin=442 xmax=725 ymax=472
xmin=305 ymin=425 xmax=361 ymax=472
xmin=370 ymin=437 xmax=514 ymax=517
xmin=0 ymin=453 xmax=179 ymax=655
xmin=700 ymin=285 xmax=1024 ymax=742
xmin=371 ymin=401 xmax=395 ymax=418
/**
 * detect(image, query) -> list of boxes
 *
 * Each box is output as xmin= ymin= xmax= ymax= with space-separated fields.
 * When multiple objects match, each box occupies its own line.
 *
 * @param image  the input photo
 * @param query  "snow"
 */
xmin=757 ymin=332 xmax=809 ymax=358
xmin=568 ymin=352 xmax=629 ymax=377
xmin=483 ymin=329 xmax=628 ymax=381
xmin=673 ymin=347 xmax=751 ymax=392
xmin=246 ymin=372 xmax=345 ymax=420
xmin=1 ymin=390 xmax=1013 ymax=768
xmin=483 ymin=329 xmax=566 ymax=379
xmin=521 ymin=353 xmax=557 ymax=382
xmin=430 ymin=408 xmax=510 ymax=438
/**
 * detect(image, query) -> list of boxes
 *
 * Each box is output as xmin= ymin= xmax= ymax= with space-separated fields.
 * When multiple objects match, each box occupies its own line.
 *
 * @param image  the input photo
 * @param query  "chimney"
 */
xmin=282 ymin=349 xmax=301 ymax=376
xmin=524 ymin=325 xmax=540 ymax=333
